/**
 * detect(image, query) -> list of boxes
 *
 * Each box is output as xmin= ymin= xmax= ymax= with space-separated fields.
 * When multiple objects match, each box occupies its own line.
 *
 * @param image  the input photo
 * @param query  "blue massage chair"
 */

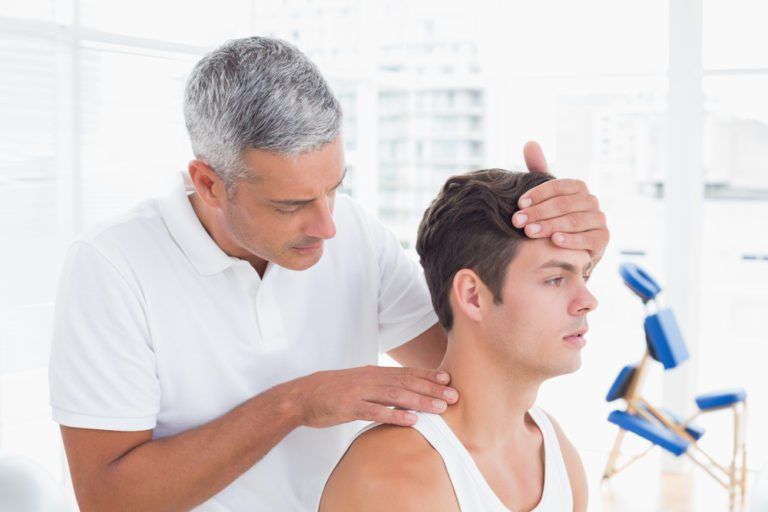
xmin=603 ymin=263 xmax=748 ymax=511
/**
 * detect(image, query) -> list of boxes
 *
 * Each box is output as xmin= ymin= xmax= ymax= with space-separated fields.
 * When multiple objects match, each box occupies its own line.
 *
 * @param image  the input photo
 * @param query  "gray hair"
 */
xmin=183 ymin=37 xmax=342 ymax=188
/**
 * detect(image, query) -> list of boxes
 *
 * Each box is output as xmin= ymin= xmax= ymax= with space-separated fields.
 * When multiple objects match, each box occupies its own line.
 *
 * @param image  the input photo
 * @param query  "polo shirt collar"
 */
xmin=158 ymin=173 xmax=239 ymax=276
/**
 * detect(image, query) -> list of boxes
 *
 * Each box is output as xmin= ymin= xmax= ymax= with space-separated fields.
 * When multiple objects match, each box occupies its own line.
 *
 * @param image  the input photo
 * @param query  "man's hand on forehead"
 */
xmin=515 ymin=142 xmax=610 ymax=265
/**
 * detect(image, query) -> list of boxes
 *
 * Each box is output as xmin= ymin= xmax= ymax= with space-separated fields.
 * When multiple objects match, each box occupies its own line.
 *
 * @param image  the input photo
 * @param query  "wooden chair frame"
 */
xmin=603 ymin=316 xmax=748 ymax=511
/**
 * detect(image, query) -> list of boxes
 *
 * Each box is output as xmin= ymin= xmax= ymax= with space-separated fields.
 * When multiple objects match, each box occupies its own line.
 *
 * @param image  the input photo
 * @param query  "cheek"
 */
xmin=489 ymin=295 xmax=538 ymax=340
xmin=518 ymin=285 xmax=570 ymax=314
xmin=504 ymin=288 xmax=550 ymax=323
xmin=500 ymin=288 xmax=565 ymax=342
xmin=228 ymin=206 xmax=289 ymax=247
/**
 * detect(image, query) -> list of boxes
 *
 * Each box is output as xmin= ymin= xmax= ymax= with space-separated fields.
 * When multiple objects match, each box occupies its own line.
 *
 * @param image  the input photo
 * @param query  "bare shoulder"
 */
xmin=541 ymin=410 xmax=588 ymax=512
xmin=319 ymin=422 xmax=459 ymax=512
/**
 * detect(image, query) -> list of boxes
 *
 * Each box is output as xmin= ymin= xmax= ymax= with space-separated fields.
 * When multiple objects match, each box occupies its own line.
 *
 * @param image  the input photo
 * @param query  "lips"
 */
xmin=564 ymin=326 xmax=588 ymax=338
xmin=293 ymin=241 xmax=322 ymax=253
xmin=563 ymin=326 xmax=588 ymax=348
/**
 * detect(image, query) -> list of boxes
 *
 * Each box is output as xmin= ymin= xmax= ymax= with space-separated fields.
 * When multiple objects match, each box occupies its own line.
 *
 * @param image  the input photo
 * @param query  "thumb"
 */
xmin=523 ymin=141 xmax=549 ymax=173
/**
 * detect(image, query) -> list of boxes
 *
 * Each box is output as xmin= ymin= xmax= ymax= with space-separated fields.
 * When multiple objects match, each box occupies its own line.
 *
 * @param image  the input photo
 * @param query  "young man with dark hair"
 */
xmin=321 ymin=169 xmax=597 ymax=511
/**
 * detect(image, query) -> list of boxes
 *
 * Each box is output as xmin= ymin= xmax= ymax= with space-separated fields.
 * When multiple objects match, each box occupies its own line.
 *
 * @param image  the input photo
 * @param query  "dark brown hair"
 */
xmin=416 ymin=169 xmax=554 ymax=330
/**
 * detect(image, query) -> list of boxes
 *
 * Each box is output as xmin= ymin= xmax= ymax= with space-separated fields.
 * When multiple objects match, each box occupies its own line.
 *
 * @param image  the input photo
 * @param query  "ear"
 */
xmin=451 ymin=269 xmax=489 ymax=324
xmin=188 ymin=159 xmax=227 ymax=208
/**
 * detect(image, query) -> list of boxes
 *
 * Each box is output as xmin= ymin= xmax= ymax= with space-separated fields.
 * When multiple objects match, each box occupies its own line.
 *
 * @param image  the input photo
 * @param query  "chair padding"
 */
xmin=619 ymin=263 xmax=662 ymax=302
xmin=635 ymin=403 xmax=706 ymax=441
xmin=606 ymin=364 xmax=637 ymax=402
xmin=608 ymin=410 xmax=690 ymax=456
xmin=696 ymin=388 xmax=747 ymax=411
xmin=644 ymin=308 xmax=689 ymax=369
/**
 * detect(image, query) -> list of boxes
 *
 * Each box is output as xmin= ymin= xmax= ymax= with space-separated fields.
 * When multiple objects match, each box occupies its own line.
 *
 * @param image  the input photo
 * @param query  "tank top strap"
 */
xmin=527 ymin=406 xmax=573 ymax=510
xmin=344 ymin=408 xmax=573 ymax=511
xmin=344 ymin=414 xmax=506 ymax=510
xmin=410 ymin=412 xmax=501 ymax=510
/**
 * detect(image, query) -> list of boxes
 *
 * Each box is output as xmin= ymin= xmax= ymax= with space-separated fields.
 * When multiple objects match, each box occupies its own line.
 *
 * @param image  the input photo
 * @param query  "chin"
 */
xmin=543 ymin=356 xmax=582 ymax=379
xmin=561 ymin=356 xmax=582 ymax=375
xmin=279 ymin=249 xmax=324 ymax=271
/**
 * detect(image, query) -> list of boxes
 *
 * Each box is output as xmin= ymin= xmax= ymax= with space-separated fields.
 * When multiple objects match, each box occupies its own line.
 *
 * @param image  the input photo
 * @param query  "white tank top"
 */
xmin=349 ymin=406 xmax=572 ymax=511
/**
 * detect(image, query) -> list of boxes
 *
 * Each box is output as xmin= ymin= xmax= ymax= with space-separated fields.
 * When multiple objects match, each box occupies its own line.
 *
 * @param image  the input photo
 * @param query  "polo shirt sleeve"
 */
xmin=49 ymin=241 xmax=160 ymax=431
xmin=368 ymin=214 xmax=439 ymax=354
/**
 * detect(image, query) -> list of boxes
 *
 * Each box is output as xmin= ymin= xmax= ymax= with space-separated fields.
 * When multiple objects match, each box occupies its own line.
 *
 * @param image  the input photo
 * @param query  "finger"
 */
xmin=550 ymin=228 xmax=610 ymax=262
xmin=365 ymin=386 xmax=448 ymax=414
xmin=521 ymin=211 xmax=606 ymax=239
xmin=517 ymin=178 xmax=588 ymax=209
xmin=352 ymin=402 xmax=418 ymax=426
xmin=523 ymin=141 xmax=549 ymax=173
xmin=380 ymin=365 xmax=452 ymax=385
xmin=365 ymin=366 xmax=458 ymax=402
xmin=386 ymin=371 xmax=459 ymax=403
xmin=513 ymin=193 xmax=598 ymax=227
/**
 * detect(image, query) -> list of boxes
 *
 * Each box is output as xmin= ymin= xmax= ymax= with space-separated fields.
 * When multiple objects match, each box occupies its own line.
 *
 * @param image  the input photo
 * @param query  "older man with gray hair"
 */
xmin=49 ymin=37 xmax=609 ymax=511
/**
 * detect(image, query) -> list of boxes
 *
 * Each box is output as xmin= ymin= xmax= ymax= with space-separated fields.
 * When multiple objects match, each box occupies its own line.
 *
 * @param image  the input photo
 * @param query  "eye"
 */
xmin=275 ymin=206 xmax=300 ymax=214
xmin=545 ymin=277 xmax=564 ymax=287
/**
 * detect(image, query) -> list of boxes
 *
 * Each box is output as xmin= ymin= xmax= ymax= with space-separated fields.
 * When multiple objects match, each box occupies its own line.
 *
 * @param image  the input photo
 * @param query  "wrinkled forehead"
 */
xmin=511 ymin=238 xmax=593 ymax=275
xmin=237 ymin=139 xmax=346 ymax=197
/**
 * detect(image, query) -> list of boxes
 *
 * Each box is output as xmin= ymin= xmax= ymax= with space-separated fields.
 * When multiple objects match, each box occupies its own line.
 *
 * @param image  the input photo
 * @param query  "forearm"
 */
xmin=75 ymin=380 xmax=302 ymax=512
xmin=387 ymin=323 xmax=447 ymax=369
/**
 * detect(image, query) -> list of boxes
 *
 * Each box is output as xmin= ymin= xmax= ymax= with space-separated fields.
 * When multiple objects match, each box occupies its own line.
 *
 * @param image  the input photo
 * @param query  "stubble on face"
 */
xmin=216 ymin=139 xmax=345 ymax=272
xmin=482 ymin=239 xmax=593 ymax=380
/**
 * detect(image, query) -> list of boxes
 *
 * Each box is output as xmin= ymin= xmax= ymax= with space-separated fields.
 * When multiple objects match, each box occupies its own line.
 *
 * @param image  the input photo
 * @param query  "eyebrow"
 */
xmin=537 ymin=259 xmax=594 ymax=275
xmin=269 ymin=168 xmax=347 ymax=207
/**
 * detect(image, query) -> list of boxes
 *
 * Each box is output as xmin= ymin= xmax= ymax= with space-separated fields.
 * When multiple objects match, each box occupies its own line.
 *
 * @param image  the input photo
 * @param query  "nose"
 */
xmin=305 ymin=194 xmax=336 ymax=240
xmin=570 ymin=284 xmax=598 ymax=316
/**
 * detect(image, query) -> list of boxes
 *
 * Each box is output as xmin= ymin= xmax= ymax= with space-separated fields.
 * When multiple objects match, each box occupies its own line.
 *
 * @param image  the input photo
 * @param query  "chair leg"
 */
xmin=740 ymin=401 xmax=748 ymax=508
xmin=603 ymin=428 xmax=626 ymax=480
xmin=730 ymin=405 xmax=738 ymax=511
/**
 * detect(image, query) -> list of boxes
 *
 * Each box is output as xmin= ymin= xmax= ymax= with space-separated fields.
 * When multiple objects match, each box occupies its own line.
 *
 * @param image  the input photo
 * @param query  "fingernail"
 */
xmin=405 ymin=412 xmax=418 ymax=423
xmin=519 ymin=197 xmax=532 ymax=208
xmin=554 ymin=232 xmax=565 ymax=243
xmin=444 ymin=389 xmax=458 ymax=401
xmin=437 ymin=372 xmax=450 ymax=383
xmin=527 ymin=223 xmax=541 ymax=235
xmin=432 ymin=399 xmax=447 ymax=411
xmin=514 ymin=213 xmax=527 ymax=227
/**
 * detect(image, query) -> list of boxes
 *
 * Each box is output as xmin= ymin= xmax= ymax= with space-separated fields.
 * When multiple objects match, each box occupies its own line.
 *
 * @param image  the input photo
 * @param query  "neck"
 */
xmin=437 ymin=326 xmax=543 ymax=450
xmin=188 ymin=192 xmax=268 ymax=276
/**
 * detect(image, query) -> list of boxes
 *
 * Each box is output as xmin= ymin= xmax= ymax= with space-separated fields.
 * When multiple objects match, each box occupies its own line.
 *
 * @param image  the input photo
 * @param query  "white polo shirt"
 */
xmin=49 ymin=176 xmax=438 ymax=511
